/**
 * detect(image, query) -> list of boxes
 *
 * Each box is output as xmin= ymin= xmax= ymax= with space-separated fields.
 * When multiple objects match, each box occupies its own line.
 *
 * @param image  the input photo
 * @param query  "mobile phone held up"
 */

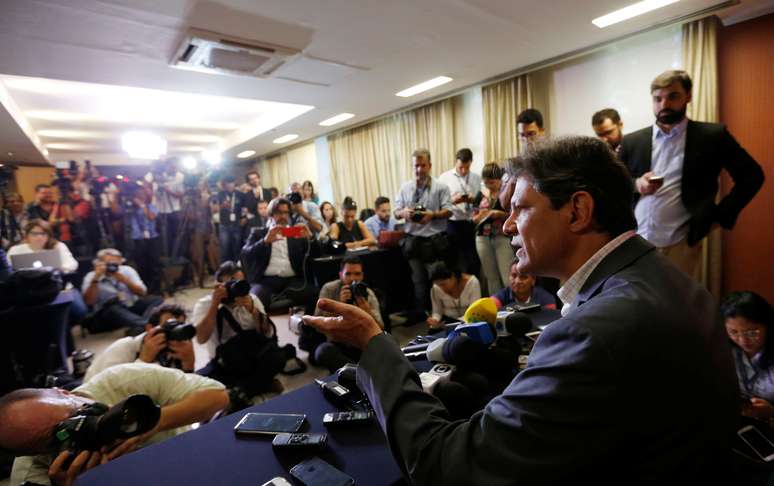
xmin=280 ymin=226 xmax=304 ymax=238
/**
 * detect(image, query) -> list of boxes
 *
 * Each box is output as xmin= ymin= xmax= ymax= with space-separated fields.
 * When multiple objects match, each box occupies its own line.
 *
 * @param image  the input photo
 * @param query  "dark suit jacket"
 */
xmin=619 ymin=121 xmax=764 ymax=246
xmin=240 ymin=226 xmax=317 ymax=283
xmin=357 ymin=235 xmax=738 ymax=485
xmin=244 ymin=188 xmax=274 ymax=216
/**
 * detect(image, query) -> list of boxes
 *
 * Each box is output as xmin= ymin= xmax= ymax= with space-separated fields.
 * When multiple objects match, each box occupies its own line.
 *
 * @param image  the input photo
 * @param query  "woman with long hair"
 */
xmin=7 ymin=219 xmax=78 ymax=272
xmin=473 ymin=162 xmax=511 ymax=294
xmin=302 ymin=180 xmax=319 ymax=204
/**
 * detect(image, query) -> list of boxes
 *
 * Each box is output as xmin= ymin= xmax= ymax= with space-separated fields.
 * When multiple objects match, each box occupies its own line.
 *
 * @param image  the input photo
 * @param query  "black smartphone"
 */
xmin=233 ymin=413 xmax=306 ymax=436
xmin=290 ymin=457 xmax=355 ymax=486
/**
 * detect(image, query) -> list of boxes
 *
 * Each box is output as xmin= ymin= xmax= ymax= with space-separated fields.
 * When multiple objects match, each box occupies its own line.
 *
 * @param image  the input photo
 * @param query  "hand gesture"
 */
xmin=401 ymin=208 xmax=414 ymax=221
xmin=418 ymin=211 xmax=434 ymax=225
xmin=265 ymin=226 xmax=284 ymax=244
xmin=339 ymin=285 xmax=353 ymax=303
xmin=743 ymin=397 xmax=774 ymax=420
xmin=139 ymin=329 xmax=167 ymax=363
xmin=211 ymin=284 xmax=228 ymax=306
xmin=302 ymin=298 xmax=382 ymax=350
xmin=168 ymin=340 xmax=195 ymax=371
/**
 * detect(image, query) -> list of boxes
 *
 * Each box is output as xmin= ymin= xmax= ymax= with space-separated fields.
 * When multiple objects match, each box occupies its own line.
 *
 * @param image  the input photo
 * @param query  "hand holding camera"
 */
xmin=139 ymin=329 xmax=167 ymax=364
xmin=411 ymin=205 xmax=433 ymax=225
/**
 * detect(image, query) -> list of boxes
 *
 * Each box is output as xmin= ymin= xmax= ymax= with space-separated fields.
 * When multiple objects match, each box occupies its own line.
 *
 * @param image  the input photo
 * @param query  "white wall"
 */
xmin=542 ymin=24 xmax=683 ymax=138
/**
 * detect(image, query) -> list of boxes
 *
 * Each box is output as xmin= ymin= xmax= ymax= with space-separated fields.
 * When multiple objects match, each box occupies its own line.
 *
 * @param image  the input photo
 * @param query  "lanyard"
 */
xmin=736 ymin=350 xmax=761 ymax=396
xmin=413 ymin=180 xmax=430 ymax=205
xmin=454 ymin=172 xmax=470 ymax=194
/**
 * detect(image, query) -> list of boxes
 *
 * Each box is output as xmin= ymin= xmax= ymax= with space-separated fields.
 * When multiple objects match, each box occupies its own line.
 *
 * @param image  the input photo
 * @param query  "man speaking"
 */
xmin=304 ymin=137 xmax=737 ymax=485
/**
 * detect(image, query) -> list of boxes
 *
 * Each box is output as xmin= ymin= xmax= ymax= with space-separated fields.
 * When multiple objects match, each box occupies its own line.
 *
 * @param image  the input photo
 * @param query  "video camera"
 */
xmin=52 ymin=160 xmax=77 ymax=201
xmin=411 ymin=205 xmax=428 ymax=222
xmin=53 ymin=394 xmax=160 ymax=454
xmin=223 ymin=279 xmax=251 ymax=304
xmin=347 ymin=281 xmax=369 ymax=304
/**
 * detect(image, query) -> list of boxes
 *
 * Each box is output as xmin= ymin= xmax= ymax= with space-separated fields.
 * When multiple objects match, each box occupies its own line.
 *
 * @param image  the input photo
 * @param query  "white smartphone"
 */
xmin=738 ymin=425 xmax=774 ymax=462
xmin=648 ymin=175 xmax=665 ymax=183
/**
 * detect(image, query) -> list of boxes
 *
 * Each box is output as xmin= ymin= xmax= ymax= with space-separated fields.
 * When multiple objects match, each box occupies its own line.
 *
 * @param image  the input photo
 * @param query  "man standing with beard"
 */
xmin=619 ymin=70 xmax=764 ymax=278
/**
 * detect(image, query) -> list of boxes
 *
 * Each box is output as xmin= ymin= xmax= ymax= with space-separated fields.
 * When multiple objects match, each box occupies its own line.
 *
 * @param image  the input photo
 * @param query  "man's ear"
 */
xmin=567 ymin=191 xmax=595 ymax=233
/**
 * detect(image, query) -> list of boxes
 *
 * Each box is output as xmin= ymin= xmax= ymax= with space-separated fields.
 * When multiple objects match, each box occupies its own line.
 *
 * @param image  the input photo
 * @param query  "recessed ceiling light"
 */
xmin=319 ymin=113 xmax=355 ymax=126
xmin=273 ymin=134 xmax=299 ymax=144
xmin=592 ymin=0 xmax=679 ymax=28
xmin=237 ymin=150 xmax=256 ymax=159
xmin=181 ymin=156 xmax=198 ymax=171
xmin=396 ymin=76 xmax=453 ymax=98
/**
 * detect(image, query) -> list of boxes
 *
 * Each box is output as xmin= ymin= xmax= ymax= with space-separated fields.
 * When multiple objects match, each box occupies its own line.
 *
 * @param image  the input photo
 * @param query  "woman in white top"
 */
xmin=427 ymin=261 xmax=481 ymax=331
xmin=7 ymin=219 xmax=78 ymax=272
xmin=319 ymin=201 xmax=338 ymax=240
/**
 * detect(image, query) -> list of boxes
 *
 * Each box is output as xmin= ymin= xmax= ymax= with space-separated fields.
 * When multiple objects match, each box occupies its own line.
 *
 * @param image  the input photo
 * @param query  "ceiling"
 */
xmin=0 ymin=0 xmax=773 ymax=167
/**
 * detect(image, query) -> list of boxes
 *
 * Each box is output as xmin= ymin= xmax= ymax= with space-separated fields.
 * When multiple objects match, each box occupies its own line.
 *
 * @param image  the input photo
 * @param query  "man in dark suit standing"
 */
xmin=619 ymin=70 xmax=764 ymax=278
xmin=244 ymin=170 xmax=273 ymax=217
xmin=305 ymin=137 xmax=738 ymax=485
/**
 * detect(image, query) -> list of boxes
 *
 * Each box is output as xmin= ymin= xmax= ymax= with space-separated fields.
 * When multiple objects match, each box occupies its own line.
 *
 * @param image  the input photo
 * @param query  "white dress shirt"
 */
xmin=438 ymin=169 xmax=482 ymax=221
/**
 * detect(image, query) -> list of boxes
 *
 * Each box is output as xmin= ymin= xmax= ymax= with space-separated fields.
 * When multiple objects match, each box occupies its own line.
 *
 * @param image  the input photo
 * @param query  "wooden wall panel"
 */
xmin=718 ymin=13 xmax=774 ymax=302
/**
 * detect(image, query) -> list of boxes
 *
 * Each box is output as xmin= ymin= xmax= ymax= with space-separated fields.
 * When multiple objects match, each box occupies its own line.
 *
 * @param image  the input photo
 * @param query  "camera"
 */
xmin=224 ymin=279 xmax=251 ymax=303
xmin=52 ymin=394 xmax=160 ymax=454
xmin=156 ymin=318 xmax=197 ymax=369
xmin=348 ymin=281 xmax=369 ymax=304
xmin=411 ymin=205 xmax=427 ymax=222
xmin=288 ymin=192 xmax=303 ymax=205
xmin=106 ymin=263 xmax=119 ymax=273
xmin=52 ymin=160 xmax=77 ymax=202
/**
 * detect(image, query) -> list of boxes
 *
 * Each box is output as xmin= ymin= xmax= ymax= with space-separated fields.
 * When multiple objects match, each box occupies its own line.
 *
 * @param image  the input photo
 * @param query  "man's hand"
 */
xmin=426 ymin=317 xmax=442 ymax=330
xmin=93 ymin=261 xmax=107 ymax=278
xmin=139 ymin=329 xmax=167 ymax=363
xmin=451 ymin=193 xmax=469 ymax=204
xmin=418 ymin=211 xmax=434 ymax=225
xmin=400 ymin=208 xmax=414 ymax=221
xmin=295 ymin=223 xmax=312 ymax=239
xmin=294 ymin=202 xmax=309 ymax=219
xmin=49 ymin=450 xmax=106 ymax=486
xmin=264 ymin=226 xmax=284 ymax=245
xmin=211 ymin=284 xmax=227 ymax=307
xmin=636 ymin=171 xmax=664 ymax=195
xmin=354 ymin=295 xmax=371 ymax=313
xmin=102 ymin=428 xmax=156 ymax=462
xmin=303 ymin=298 xmax=382 ymax=350
xmin=339 ymin=285 xmax=353 ymax=304
xmin=742 ymin=397 xmax=774 ymax=420
xmin=169 ymin=340 xmax=195 ymax=372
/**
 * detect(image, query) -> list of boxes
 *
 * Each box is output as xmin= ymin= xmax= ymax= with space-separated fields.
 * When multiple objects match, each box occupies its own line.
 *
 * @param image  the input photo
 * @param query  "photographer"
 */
xmin=241 ymin=198 xmax=318 ymax=315
xmin=287 ymin=182 xmax=323 ymax=235
xmin=81 ymin=248 xmax=163 ymax=334
xmin=83 ymin=304 xmax=194 ymax=381
xmin=213 ymin=174 xmax=247 ymax=263
xmin=192 ymin=261 xmax=286 ymax=407
xmin=144 ymin=158 xmax=184 ymax=256
xmin=394 ymin=148 xmax=453 ymax=323
xmin=127 ymin=186 xmax=161 ymax=294
xmin=1 ymin=363 xmax=227 ymax=486
xmin=0 ymin=192 xmax=26 ymax=250
xmin=314 ymin=256 xmax=383 ymax=372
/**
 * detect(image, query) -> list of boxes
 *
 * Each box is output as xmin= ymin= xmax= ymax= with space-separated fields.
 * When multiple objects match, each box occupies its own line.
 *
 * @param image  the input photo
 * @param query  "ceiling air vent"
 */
xmin=171 ymin=28 xmax=301 ymax=78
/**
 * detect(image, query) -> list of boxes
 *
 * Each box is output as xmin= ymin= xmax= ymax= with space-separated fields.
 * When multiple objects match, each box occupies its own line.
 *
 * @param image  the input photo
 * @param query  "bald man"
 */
xmin=1 ymin=363 xmax=228 ymax=486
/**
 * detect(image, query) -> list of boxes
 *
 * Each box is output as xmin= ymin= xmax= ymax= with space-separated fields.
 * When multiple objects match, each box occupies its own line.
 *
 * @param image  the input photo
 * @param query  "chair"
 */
xmin=0 ymin=291 xmax=73 ymax=395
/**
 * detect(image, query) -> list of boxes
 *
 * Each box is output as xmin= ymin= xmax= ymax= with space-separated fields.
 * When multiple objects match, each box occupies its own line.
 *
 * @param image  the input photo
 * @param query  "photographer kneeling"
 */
xmin=83 ymin=304 xmax=195 ymax=381
xmin=192 ymin=261 xmax=290 ymax=410
xmin=81 ymin=249 xmax=163 ymax=335
xmin=314 ymin=256 xmax=384 ymax=372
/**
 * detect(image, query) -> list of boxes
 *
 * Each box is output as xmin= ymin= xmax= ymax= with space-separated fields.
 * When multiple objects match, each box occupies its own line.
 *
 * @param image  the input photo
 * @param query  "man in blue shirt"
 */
xmin=491 ymin=259 xmax=556 ymax=310
xmin=129 ymin=188 xmax=161 ymax=294
xmin=364 ymin=196 xmax=398 ymax=240
xmin=393 ymin=149 xmax=453 ymax=321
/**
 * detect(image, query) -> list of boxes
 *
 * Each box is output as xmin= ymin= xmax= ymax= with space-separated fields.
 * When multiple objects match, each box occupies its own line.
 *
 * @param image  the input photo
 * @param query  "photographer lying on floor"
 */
xmin=83 ymin=304 xmax=196 ymax=381
xmin=0 ymin=363 xmax=228 ymax=486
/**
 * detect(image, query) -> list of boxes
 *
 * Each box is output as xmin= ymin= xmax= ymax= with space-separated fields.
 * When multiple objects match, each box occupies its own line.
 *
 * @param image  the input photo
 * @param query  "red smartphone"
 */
xmin=280 ymin=226 xmax=304 ymax=238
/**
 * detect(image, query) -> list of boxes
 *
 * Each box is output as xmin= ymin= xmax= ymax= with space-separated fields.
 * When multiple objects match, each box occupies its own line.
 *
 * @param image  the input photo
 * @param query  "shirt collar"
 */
xmin=557 ymin=230 xmax=636 ymax=316
xmin=653 ymin=117 xmax=688 ymax=141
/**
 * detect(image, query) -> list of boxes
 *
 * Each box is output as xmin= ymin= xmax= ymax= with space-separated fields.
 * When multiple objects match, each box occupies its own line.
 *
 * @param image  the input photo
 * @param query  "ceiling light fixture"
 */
xmin=395 ymin=76 xmax=453 ymax=98
xmin=273 ymin=134 xmax=299 ymax=144
xmin=237 ymin=150 xmax=256 ymax=159
xmin=319 ymin=113 xmax=355 ymax=126
xmin=121 ymin=131 xmax=167 ymax=159
xmin=181 ymin=156 xmax=198 ymax=171
xmin=592 ymin=0 xmax=679 ymax=28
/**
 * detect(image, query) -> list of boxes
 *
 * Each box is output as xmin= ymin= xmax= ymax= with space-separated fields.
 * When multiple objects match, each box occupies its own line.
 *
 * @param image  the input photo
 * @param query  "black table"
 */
xmin=76 ymin=382 xmax=404 ymax=486
xmin=312 ymin=248 xmax=413 ymax=313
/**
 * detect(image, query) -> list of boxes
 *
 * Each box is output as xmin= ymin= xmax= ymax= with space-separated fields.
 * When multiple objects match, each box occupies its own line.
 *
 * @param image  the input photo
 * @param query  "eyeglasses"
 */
xmin=727 ymin=329 xmax=763 ymax=340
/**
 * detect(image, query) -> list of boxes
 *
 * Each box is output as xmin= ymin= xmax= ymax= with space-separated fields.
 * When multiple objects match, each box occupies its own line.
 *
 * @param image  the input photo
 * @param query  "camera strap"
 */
xmin=412 ymin=180 xmax=430 ymax=206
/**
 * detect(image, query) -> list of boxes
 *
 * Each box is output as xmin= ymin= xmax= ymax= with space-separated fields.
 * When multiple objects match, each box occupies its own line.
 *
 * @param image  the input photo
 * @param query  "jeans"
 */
xmin=250 ymin=276 xmax=318 ymax=315
xmin=219 ymin=224 xmax=243 ymax=264
xmin=447 ymin=220 xmax=480 ymax=276
xmin=475 ymin=235 xmax=514 ymax=295
xmin=132 ymin=237 xmax=161 ymax=294
xmin=91 ymin=295 xmax=164 ymax=333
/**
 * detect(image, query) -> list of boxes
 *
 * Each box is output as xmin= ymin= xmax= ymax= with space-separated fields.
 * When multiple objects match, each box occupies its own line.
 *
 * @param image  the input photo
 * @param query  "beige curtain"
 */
xmin=327 ymin=97 xmax=456 ymax=208
xmin=260 ymin=152 xmax=290 ymax=194
xmin=482 ymin=73 xmax=532 ymax=162
xmin=683 ymin=16 xmax=722 ymax=297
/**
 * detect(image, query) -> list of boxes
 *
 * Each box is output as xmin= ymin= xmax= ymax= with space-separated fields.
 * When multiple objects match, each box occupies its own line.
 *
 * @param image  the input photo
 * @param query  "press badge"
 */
xmin=229 ymin=213 xmax=236 ymax=222
xmin=143 ymin=230 xmax=150 ymax=239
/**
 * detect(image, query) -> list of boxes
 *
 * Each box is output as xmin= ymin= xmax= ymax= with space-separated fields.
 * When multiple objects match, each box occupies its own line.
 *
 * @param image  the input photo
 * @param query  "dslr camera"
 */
xmin=223 ymin=279 xmax=251 ymax=304
xmin=348 ymin=281 xmax=369 ymax=305
xmin=411 ymin=205 xmax=428 ymax=222
xmin=288 ymin=192 xmax=303 ymax=205
xmin=53 ymin=395 xmax=160 ymax=455
xmin=156 ymin=318 xmax=197 ymax=369
xmin=106 ymin=262 xmax=119 ymax=274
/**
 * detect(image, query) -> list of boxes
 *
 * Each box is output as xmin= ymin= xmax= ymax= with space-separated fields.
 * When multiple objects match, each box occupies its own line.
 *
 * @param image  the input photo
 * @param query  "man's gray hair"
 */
xmin=97 ymin=248 xmax=123 ymax=260
xmin=412 ymin=148 xmax=431 ymax=161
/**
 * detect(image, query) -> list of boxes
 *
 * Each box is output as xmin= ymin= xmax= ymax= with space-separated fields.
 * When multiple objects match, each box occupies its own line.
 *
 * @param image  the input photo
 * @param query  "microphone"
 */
xmin=462 ymin=297 xmax=498 ymax=325
xmin=447 ymin=322 xmax=496 ymax=346
xmin=504 ymin=312 xmax=533 ymax=338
